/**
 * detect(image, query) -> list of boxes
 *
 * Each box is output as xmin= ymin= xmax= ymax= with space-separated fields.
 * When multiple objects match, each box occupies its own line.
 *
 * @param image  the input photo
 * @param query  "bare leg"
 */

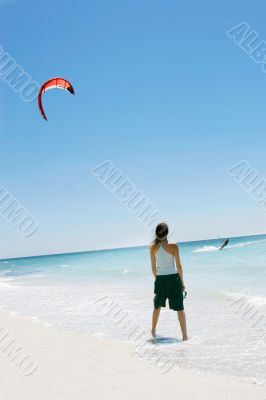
xmin=151 ymin=307 xmax=161 ymax=337
xmin=177 ymin=310 xmax=188 ymax=340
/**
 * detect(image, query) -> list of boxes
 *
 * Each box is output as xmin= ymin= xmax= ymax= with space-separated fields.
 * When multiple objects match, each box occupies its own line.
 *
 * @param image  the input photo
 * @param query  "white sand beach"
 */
xmin=0 ymin=309 xmax=265 ymax=400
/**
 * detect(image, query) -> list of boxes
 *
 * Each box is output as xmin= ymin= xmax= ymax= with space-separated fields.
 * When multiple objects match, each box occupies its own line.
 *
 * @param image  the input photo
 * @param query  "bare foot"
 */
xmin=183 ymin=336 xmax=189 ymax=341
xmin=151 ymin=329 xmax=156 ymax=338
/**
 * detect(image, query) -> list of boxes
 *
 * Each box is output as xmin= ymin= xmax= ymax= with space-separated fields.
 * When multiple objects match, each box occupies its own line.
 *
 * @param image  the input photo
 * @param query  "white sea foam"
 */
xmin=193 ymin=245 xmax=219 ymax=253
xmin=0 ymin=277 xmax=18 ymax=288
xmin=23 ymin=274 xmax=46 ymax=279
xmin=225 ymin=292 xmax=266 ymax=307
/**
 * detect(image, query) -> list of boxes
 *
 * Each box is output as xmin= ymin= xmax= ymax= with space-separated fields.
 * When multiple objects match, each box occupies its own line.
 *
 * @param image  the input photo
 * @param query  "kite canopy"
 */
xmin=38 ymin=77 xmax=75 ymax=120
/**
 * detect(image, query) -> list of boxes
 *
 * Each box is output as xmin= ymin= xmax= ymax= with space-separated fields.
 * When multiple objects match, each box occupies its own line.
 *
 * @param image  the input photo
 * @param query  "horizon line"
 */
xmin=1 ymin=232 xmax=265 ymax=262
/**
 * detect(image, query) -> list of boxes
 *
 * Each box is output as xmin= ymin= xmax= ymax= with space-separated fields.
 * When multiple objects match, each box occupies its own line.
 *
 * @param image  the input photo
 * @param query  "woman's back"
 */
xmin=155 ymin=244 xmax=176 ymax=275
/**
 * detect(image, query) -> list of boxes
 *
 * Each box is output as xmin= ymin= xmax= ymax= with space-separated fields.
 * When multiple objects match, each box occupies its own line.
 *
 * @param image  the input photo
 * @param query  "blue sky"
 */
xmin=1 ymin=0 xmax=266 ymax=258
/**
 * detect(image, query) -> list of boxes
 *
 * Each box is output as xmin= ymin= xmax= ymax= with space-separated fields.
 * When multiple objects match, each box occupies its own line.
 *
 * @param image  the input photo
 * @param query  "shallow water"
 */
xmin=0 ymin=234 xmax=265 ymax=383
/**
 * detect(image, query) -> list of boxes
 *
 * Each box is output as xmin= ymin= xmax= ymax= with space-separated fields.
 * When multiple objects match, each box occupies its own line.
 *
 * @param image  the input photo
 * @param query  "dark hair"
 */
xmin=152 ymin=223 xmax=169 ymax=246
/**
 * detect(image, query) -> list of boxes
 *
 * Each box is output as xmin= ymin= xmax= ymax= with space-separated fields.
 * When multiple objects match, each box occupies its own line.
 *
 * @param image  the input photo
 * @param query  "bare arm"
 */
xmin=173 ymin=244 xmax=186 ymax=289
xmin=150 ymin=247 xmax=157 ymax=278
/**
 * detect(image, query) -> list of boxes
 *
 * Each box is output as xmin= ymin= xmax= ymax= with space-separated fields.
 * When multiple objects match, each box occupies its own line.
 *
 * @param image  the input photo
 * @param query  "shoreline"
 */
xmin=0 ymin=308 xmax=265 ymax=400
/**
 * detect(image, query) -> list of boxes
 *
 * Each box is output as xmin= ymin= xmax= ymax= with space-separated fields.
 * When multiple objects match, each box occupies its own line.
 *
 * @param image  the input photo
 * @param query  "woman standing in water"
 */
xmin=150 ymin=223 xmax=188 ymax=340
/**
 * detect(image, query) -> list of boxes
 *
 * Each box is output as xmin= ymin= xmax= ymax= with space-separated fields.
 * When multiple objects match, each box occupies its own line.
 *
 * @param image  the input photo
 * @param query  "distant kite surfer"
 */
xmin=219 ymin=238 xmax=229 ymax=251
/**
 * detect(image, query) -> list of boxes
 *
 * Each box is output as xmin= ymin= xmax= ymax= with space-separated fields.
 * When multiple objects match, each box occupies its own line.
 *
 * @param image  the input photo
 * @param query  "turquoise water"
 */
xmin=0 ymin=234 xmax=266 ymax=383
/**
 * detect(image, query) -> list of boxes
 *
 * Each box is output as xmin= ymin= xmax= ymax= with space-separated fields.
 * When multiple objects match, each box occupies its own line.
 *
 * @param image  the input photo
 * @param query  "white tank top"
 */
xmin=156 ymin=245 xmax=176 ymax=275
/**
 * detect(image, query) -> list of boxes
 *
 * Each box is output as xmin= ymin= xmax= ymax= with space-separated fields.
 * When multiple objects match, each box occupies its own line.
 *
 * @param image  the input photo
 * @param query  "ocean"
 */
xmin=0 ymin=234 xmax=265 ymax=384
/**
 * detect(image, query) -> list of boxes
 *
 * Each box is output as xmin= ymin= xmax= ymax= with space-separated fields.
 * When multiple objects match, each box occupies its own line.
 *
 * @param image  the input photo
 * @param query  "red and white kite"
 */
xmin=38 ymin=77 xmax=75 ymax=121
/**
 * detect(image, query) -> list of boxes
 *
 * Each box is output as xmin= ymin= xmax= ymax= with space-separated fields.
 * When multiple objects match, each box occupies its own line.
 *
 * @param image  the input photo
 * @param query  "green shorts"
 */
xmin=154 ymin=273 xmax=184 ymax=311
